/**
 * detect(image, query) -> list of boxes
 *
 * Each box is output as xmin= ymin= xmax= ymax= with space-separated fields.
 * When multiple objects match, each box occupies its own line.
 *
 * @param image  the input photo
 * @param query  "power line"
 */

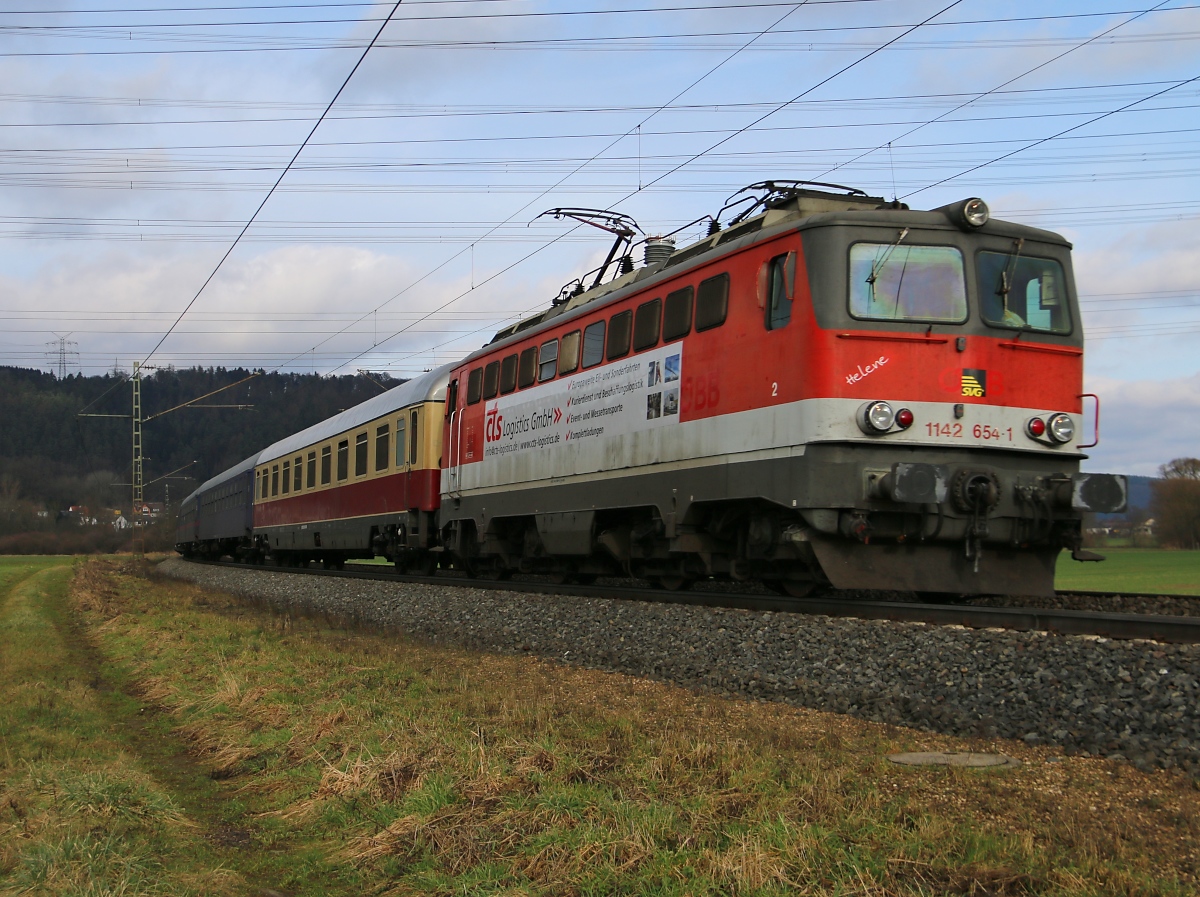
xmin=140 ymin=0 xmax=405 ymax=368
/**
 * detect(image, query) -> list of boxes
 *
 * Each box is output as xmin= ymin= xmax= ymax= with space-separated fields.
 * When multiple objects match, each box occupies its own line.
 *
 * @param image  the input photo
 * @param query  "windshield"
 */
xmin=849 ymin=242 xmax=967 ymax=323
xmin=977 ymin=250 xmax=1071 ymax=334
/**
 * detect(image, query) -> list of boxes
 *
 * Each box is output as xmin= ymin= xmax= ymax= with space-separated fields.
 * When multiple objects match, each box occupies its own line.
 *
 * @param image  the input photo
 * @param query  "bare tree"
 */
xmin=1151 ymin=458 xmax=1200 ymax=549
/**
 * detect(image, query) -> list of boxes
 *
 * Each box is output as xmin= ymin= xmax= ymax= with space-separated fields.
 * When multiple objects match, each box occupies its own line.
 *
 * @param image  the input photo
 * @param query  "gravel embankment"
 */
xmin=159 ymin=558 xmax=1200 ymax=773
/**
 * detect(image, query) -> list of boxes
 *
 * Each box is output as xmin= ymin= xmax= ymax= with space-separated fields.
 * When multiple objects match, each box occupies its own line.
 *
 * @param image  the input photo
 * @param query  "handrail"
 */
xmin=1077 ymin=393 xmax=1100 ymax=449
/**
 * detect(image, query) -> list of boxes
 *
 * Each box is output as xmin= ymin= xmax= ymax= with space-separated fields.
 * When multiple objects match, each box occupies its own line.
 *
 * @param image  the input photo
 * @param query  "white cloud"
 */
xmin=1081 ymin=372 xmax=1200 ymax=475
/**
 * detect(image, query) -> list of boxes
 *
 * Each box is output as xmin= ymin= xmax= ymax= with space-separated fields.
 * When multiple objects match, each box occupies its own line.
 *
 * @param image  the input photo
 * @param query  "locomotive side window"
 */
xmin=394 ymin=418 xmax=406 ymax=467
xmin=607 ymin=309 xmax=632 ymax=359
xmin=582 ymin=320 xmax=605 ymax=367
xmin=376 ymin=424 xmax=390 ymax=472
xmin=294 ymin=457 xmax=302 ymax=492
xmin=337 ymin=440 xmax=349 ymax=481
xmin=849 ymin=243 xmax=967 ymax=323
xmin=695 ymin=273 xmax=730 ymax=331
xmin=518 ymin=346 xmax=538 ymax=389
xmin=409 ymin=409 xmax=419 ymax=465
xmin=500 ymin=354 xmax=518 ymax=394
xmin=281 ymin=460 xmax=290 ymax=494
xmin=560 ymin=330 xmax=581 ymax=374
xmin=633 ymin=298 xmax=661 ymax=351
xmin=321 ymin=446 xmax=332 ymax=484
xmin=976 ymin=251 xmax=1071 ymax=334
xmin=765 ymin=254 xmax=792 ymax=330
xmin=663 ymin=287 xmax=693 ymax=341
xmin=355 ymin=432 xmax=368 ymax=477
xmin=307 ymin=452 xmax=316 ymax=489
xmin=539 ymin=339 xmax=558 ymax=382
xmin=483 ymin=361 xmax=500 ymax=399
xmin=467 ymin=367 xmax=483 ymax=404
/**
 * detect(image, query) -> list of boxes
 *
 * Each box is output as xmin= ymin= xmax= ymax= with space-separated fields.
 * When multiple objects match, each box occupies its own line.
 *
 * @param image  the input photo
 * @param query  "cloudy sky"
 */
xmin=1 ymin=0 xmax=1198 ymax=475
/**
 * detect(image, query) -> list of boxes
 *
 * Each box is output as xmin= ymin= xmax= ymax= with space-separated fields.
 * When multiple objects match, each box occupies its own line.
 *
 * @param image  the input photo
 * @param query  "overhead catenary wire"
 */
xmin=138 ymin=0 xmax=406 ymax=369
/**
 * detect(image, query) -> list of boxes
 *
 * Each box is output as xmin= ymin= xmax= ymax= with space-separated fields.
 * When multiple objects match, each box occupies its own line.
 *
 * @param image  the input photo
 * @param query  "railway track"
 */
xmin=198 ymin=559 xmax=1200 ymax=645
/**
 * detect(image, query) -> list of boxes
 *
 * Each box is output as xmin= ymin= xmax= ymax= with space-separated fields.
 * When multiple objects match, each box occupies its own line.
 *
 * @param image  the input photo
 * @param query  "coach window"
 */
xmin=607 ymin=310 xmax=632 ymax=359
xmin=293 ymin=457 xmax=302 ymax=492
xmin=696 ymin=272 xmax=730 ymax=331
xmin=395 ymin=417 xmax=407 ymax=468
xmin=306 ymin=452 xmax=316 ymax=489
xmin=321 ymin=446 xmax=332 ymax=485
xmin=355 ymin=432 xmax=368 ymax=477
xmin=271 ymin=464 xmax=279 ymax=497
xmin=282 ymin=460 xmax=290 ymax=494
xmin=633 ymin=298 xmax=661 ymax=351
xmin=409 ymin=409 xmax=419 ymax=465
xmin=518 ymin=346 xmax=538 ymax=388
xmin=559 ymin=330 xmax=580 ymax=375
xmin=375 ymin=424 xmax=390 ymax=471
xmin=337 ymin=440 xmax=349 ymax=481
xmin=500 ymin=354 xmax=518 ymax=394
xmin=663 ymin=286 xmax=693 ymax=341
xmin=467 ymin=367 xmax=483 ymax=405
xmin=765 ymin=254 xmax=792 ymax=330
xmin=483 ymin=361 xmax=500 ymax=399
xmin=582 ymin=320 xmax=605 ymax=368
xmin=539 ymin=339 xmax=558 ymax=382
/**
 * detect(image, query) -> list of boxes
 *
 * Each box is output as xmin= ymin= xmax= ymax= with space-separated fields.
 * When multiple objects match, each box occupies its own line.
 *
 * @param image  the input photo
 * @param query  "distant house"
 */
xmin=112 ymin=515 xmax=130 ymax=531
xmin=1135 ymin=518 xmax=1157 ymax=537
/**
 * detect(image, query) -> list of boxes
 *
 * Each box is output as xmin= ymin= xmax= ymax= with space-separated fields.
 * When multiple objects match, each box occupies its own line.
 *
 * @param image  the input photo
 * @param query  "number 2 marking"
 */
xmin=771 ymin=381 xmax=778 ymax=397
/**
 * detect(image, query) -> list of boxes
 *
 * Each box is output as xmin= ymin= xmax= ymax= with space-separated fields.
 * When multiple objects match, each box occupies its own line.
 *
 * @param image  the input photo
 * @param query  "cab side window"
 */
xmin=765 ymin=254 xmax=792 ymax=330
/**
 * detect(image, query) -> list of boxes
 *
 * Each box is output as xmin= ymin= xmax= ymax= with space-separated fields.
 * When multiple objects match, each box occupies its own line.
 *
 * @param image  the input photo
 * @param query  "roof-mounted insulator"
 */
xmin=643 ymin=237 xmax=675 ymax=267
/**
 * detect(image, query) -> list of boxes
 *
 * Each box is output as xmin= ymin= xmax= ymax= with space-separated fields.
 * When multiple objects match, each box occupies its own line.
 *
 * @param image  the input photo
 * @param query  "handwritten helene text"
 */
xmin=845 ymin=355 xmax=889 ymax=385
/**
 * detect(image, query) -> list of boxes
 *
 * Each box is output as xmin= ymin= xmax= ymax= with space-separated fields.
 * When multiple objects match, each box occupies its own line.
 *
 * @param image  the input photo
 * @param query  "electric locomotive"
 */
xmin=437 ymin=181 xmax=1126 ymax=596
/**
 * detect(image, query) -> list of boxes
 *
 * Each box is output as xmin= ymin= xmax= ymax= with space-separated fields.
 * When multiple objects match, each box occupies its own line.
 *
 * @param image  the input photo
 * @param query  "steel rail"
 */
xmin=190 ymin=559 xmax=1200 ymax=645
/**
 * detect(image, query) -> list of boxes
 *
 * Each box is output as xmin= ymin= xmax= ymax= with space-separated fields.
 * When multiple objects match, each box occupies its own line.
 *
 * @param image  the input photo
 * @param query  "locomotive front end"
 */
xmin=792 ymin=197 xmax=1126 ymax=596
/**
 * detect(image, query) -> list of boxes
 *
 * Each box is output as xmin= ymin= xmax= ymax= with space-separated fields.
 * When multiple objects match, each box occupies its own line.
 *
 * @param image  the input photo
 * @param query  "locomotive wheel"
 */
xmin=768 ymin=579 xmax=817 ymax=598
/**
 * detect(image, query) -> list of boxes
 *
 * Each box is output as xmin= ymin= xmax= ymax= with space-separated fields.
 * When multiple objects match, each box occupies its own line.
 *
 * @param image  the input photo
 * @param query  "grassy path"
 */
xmin=0 ymin=558 xmax=289 ymax=896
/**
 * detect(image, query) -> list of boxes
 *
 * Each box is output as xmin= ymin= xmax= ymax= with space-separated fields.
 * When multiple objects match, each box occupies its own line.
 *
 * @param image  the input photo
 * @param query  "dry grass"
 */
xmin=51 ymin=557 xmax=1200 ymax=896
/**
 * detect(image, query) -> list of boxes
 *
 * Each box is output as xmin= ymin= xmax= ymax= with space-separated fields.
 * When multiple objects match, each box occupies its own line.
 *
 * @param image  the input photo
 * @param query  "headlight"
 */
xmin=1047 ymin=412 xmax=1074 ymax=444
xmin=962 ymin=198 xmax=989 ymax=228
xmin=857 ymin=400 xmax=895 ymax=435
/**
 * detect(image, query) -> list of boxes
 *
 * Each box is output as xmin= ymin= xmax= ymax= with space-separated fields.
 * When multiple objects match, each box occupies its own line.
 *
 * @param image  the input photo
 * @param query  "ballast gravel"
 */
xmin=158 ymin=558 xmax=1200 ymax=774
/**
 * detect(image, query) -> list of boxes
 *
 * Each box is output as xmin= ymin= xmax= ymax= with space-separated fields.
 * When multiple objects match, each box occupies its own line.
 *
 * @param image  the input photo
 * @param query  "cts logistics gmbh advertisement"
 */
xmin=483 ymin=343 xmax=683 ymax=460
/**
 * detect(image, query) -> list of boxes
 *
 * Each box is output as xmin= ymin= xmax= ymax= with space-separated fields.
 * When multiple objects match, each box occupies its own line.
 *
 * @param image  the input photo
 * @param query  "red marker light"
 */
xmin=1027 ymin=417 xmax=1046 ymax=438
xmin=895 ymin=408 xmax=914 ymax=429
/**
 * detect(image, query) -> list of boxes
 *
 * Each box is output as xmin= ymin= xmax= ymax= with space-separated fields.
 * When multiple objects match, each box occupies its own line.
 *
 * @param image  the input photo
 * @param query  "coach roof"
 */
xmin=256 ymin=363 xmax=452 ymax=466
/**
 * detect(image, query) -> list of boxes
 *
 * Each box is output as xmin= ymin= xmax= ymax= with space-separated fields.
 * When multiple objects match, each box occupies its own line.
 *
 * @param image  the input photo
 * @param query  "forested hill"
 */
xmin=0 ymin=366 xmax=402 ymax=511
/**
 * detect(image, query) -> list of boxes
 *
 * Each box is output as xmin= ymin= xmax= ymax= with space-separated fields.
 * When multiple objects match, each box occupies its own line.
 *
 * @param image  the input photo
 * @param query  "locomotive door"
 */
xmin=446 ymin=378 xmax=464 ymax=498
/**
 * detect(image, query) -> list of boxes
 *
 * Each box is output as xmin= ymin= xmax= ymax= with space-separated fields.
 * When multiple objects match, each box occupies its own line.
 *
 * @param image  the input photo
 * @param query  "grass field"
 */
xmin=4 ymin=556 xmax=1198 ymax=895
xmin=1056 ymin=549 xmax=1200 ymax=595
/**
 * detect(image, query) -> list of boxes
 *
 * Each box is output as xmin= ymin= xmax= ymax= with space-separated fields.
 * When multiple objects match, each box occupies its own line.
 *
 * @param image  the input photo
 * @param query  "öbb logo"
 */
xmin=485 ymin=404 xmax=504 ymax=442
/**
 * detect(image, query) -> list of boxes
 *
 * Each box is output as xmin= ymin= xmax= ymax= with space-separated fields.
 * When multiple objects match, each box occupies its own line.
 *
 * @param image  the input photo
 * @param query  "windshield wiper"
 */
xmin=995 ymin=237 xmax=1025 ymax=323
xmin=866 ymin=227 xmax=909 ymax=305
